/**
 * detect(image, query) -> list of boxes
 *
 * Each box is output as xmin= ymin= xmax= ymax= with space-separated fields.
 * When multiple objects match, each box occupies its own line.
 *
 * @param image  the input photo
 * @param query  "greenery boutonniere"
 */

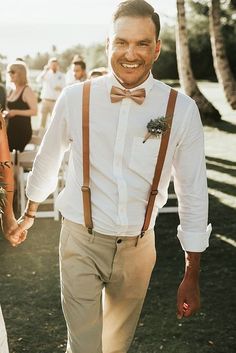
xmin=143 ymin=116 xmax=170 ymax=143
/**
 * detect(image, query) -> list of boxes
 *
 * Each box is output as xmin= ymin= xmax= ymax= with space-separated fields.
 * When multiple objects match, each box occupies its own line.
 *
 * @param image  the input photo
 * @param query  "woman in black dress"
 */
xmin=5 ymin=61 xmax=37 ymax=152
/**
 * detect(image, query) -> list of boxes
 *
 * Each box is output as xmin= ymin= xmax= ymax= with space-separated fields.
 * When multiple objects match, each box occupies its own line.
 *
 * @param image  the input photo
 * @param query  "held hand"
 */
xmin=2 ymin=215 xmax=26 ymax=247
xmin=8 ymin=215 xmax=35 ymax=247
xmin=176 ymin=276 xmax=200 ymax=319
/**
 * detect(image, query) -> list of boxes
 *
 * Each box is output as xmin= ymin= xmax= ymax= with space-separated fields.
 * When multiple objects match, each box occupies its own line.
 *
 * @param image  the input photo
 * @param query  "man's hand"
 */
xmin=177 ymin=276 xmax=200 ymax=319
xmin=7 ymin=215 xmax=35 ymax=247
xmin=1 ymin=214 xmax=27 ymax=247
xmin=176 ymin=251 xmax=201 ymax=319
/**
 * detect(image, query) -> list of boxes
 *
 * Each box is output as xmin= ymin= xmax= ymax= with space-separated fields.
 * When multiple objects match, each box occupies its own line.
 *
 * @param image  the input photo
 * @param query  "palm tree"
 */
xmin=209 ymin=0 xmax=236 ymax=109
xmin=176 ymin=0 xmax=221 ymax=123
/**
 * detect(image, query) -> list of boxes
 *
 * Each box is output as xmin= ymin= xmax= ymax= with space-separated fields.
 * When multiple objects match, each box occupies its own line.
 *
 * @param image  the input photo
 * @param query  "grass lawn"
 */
xmin=0 ymin=82 xmax=235 ymax=353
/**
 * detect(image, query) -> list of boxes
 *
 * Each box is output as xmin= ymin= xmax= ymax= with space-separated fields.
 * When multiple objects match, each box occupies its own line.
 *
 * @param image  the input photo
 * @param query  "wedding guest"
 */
xmin=36 ymin=57 xmax=65 ymax=129
xmin=66 ymin=57 xmax=87 ymax=85
xmin=89 ymin=66 xmax=108 ymax=79
xmin=0 ymin=72 xmax=6 ymax=111
xmin=5 ymin=61 xmax=37 ymax=152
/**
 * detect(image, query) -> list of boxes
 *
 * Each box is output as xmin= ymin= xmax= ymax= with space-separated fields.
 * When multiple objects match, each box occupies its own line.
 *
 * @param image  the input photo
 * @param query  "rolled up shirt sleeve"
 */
xmin=26 ymin=89 xmax=70 ymax=202
xmin=172 ymin=102 xmax=211 ymax=252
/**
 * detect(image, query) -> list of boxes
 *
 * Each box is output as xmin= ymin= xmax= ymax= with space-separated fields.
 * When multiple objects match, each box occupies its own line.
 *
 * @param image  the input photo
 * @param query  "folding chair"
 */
xmin=15 ymin=150 xmax=59 ymax=220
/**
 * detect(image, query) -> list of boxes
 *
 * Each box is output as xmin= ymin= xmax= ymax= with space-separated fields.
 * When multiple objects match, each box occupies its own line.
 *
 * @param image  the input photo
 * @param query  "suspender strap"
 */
xmin=141 ymin=88 xmax=178 ymax=236
xmin=81 ymin=80 xmax=93 ymax=233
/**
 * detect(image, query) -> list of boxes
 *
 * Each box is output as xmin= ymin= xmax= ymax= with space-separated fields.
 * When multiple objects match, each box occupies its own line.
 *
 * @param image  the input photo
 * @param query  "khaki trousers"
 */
xmin=59 ymin=220 xmax=156 ymax=353
xmin=40 ymin=99 xmax=55 ymax=128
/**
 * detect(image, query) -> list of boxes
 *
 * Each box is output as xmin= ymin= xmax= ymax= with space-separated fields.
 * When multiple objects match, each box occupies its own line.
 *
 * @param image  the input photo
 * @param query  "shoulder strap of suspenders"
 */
xmin=81 ymin=80 xmax=93 ymax=233
xmin=81 ymin=82 xmax=178 ymax=235
xmin=141 ymin=88 xmax=178 ymax=236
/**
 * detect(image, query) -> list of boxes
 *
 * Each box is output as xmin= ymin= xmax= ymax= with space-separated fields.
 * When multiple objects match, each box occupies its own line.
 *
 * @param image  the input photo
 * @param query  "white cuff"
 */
xmin=177 ymin=224 xmax=212 ymax=252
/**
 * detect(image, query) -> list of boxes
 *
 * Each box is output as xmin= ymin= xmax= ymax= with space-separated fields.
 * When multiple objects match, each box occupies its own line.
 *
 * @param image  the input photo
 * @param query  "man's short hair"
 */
xmin=73 ymin=60 xmax=86 ymax=71
xmin=112 ymin=0 xmax=160 ymax=40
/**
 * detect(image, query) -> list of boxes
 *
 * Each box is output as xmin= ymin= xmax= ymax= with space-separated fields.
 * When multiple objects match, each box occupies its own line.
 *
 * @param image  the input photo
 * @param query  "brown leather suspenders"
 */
xmin=140 ymin=88 xmax=178 ymax=236
xmin=81 ymin=81 xmax=93 ymax=233
xmin=81 ymin=80 xmax=178 ymax=235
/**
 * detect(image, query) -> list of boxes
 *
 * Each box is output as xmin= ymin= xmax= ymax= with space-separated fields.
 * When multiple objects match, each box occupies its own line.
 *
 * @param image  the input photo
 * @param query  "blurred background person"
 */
xmin=88 ymin=66 xmax=108 ymax=79
xmin=0 ymin=72 xmax=6 ymax=111
xmin=4 ymin=61 xmax=37 ymax=152
xmin=65 ymin=55 xmax=87 ymax=85
xmin=36 ymin=57 xmax=65 ymax=129
xmin=72 ymin=60 xmax=87 ymax=83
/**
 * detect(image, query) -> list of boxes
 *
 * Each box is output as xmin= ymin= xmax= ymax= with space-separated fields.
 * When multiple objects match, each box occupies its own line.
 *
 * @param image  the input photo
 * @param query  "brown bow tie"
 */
xmin=110 ymin=86 xmax=146 ymax=105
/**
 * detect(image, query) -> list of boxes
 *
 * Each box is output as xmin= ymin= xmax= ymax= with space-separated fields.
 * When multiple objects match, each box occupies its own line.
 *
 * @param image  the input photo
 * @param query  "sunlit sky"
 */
xmin=0 ymin=0 xmax=176 ymax=62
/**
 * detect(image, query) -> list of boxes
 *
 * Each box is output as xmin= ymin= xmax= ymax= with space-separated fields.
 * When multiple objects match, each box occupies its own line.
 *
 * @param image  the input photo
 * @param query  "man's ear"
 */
xmin=154 ymin=39 xmax=162 ymax=62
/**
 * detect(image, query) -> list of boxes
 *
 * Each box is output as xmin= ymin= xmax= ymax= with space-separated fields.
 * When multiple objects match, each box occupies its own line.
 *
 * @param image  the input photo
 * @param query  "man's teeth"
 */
xmin=122 ymin=64 xmax=139 ymax=68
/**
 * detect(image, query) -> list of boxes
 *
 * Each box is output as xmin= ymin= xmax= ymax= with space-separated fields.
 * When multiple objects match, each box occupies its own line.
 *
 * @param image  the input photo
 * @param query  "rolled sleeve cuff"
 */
xmin=177 ymin=224 xmax=212 ymax=252
xmin=26 ymin=172 xmax=57 ymax=203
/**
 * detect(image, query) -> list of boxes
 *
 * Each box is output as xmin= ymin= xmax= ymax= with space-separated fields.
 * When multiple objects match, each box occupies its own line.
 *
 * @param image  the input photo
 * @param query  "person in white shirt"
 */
xmin=65 ymin=57 xmax=87 ymax=85
xmin=11 ymin=1 xmax=211 ymax=352
xmin=36 ymin=57 xmax=65 ymax=129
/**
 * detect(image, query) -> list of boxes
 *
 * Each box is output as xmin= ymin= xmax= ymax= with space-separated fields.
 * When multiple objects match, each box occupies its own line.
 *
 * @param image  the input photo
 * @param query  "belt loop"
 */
xmin=135 ymin=235 xmax=139 ymax=247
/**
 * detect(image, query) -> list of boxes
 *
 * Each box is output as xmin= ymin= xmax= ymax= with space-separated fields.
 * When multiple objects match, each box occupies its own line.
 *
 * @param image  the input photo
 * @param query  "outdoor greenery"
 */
xmin=1 ymin=1 xmax=235 ymax=81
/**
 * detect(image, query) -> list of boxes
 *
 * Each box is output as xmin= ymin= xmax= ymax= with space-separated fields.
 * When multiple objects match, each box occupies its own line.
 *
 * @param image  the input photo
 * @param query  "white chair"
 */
xmin=15 ymin=150 xmax=59 ymax=220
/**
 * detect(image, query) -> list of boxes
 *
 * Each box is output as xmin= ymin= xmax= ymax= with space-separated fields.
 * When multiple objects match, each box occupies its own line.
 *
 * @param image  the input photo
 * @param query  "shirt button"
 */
xmin=117 ymin=239 xmax=122 ymax=244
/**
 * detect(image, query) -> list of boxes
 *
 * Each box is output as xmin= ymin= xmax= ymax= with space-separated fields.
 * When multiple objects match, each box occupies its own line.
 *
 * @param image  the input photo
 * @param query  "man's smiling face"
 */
xmin=107 ymin=16 xmax=161 ymax=89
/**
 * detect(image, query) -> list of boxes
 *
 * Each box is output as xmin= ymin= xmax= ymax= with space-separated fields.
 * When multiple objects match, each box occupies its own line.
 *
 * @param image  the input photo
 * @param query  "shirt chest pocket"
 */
xmin=129 ymin=137 xmax=161 ymax=182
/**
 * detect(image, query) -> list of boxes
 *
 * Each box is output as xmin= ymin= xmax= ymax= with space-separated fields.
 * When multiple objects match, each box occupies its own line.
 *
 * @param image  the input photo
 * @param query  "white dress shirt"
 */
xmin=37 ymin=69 xmax=66 ymax=100
xmin=26 ymin=73 xmax=211 ymax=251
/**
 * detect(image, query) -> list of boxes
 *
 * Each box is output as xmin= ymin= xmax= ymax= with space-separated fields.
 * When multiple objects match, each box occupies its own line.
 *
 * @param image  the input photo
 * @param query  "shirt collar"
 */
xmin=106 ymin=71 xmax=154 ymax=98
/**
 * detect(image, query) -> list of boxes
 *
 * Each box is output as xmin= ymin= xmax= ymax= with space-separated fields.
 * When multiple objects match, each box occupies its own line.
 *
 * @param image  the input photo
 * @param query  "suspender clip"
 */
xmin=140 ymin=231 xmax=145 ymax=238
xmin=87 ymin=227 xmax=93 ymax=234
xmin=150 ymin=190 xmax=158 ymax=196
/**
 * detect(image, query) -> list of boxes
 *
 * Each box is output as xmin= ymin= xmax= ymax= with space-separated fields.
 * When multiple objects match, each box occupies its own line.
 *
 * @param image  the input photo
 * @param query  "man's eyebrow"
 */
xmin=138 ymin=38 xmax=152 ymax=43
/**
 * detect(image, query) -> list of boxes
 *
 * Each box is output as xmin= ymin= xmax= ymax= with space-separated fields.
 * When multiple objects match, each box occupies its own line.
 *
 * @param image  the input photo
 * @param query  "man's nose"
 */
xmin=124 ymin=46 xmax=137 ymax=60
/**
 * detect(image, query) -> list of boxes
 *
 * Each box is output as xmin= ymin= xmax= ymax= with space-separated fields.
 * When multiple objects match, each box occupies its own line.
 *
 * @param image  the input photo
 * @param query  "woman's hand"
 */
xmin=6 ymin=110 xmax=17 ymax=118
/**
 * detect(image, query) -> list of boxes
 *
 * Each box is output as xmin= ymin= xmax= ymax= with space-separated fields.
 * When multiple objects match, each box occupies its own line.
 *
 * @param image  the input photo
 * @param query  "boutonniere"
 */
xmin=143 ymin=116 xmax=170 ymax=143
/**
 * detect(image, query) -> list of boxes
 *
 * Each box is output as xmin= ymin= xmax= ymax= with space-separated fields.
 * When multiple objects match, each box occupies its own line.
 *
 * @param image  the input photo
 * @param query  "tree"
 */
xmin=209 ymin=0 xmax=236 ymax=109
xmin=176 ymin=0 xmax=221 ymax=123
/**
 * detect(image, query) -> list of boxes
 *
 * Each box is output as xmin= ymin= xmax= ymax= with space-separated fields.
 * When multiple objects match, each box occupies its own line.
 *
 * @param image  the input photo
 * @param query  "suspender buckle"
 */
xmin=81 ymin=186 xmax=90 ymax=192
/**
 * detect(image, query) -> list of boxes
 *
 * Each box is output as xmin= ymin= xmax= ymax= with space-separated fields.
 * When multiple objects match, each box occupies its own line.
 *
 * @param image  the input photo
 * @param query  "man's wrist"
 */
xmin=24 ymin=200 xmax=39 ymax=217
xmin=184 ymin=251 xmax=201 ymax=279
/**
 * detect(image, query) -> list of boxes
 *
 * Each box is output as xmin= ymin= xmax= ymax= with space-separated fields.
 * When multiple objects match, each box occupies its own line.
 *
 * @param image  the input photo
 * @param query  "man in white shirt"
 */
xmin=10 ymin=1 xmax=211 ymax=352
xmin=65 ymin=58 xmax=87 ymax=85
xmin=37 ymin=57 xmax=66 ymax=129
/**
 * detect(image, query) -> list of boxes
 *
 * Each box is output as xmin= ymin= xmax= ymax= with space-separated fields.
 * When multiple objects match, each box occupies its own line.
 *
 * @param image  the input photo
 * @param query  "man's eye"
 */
xmin=139 ymin=42 xmax=149 ymax=47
